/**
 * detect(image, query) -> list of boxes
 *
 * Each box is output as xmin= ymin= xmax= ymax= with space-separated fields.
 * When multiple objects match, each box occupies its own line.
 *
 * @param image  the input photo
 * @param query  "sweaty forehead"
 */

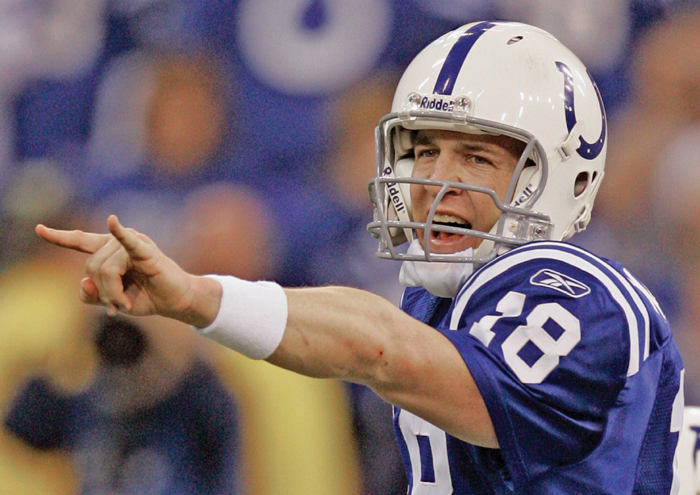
xmin=413 ymin=129 xmax=526 ymax=158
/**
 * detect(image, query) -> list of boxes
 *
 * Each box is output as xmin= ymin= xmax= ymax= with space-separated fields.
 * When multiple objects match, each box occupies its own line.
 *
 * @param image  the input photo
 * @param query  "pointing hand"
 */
xmin=36 ymin=215 xmax=218 ymax=325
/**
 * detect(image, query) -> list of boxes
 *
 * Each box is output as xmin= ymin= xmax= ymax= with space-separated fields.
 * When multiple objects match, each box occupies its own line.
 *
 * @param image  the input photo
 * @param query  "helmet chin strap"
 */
xmin=473 ymin=236 xmax=496 ymax=262
xmin=399 ymin=239 xmax=475 ymax=299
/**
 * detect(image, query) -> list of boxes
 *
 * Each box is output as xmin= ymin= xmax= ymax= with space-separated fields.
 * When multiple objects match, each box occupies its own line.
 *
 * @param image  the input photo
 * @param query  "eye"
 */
xmin=416 ymin=147 xmax=438 ymax=159
xmin=471 ymin=155 xmax=492 ymax=166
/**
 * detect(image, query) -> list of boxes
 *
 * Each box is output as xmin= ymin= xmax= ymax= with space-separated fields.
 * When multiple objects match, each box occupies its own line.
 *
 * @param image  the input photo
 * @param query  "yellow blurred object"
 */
xmin=0 ymin=258 xmax=92 ymax=494
xmin=216 ymin=347 xmax=360 ymax=495
xmin=0 ymin=432 xmax=76 ymax=495
xmin=0 ymin=260 xmax=85 ymax=368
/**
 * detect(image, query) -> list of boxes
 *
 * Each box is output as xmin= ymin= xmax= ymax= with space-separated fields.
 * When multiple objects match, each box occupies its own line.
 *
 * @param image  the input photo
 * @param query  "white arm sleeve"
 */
xmin=193 ymin=275 xmax=288 ymax=359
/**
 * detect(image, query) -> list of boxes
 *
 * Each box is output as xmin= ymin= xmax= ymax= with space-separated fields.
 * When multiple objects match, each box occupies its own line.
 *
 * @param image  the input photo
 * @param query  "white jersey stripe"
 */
xmin=621 ymin=270 xmax=653 ymax=361
xmin=451 ymin=246 xmax=642 ymax=376
xmin=536 ymin=242 xmax=650 ymax=363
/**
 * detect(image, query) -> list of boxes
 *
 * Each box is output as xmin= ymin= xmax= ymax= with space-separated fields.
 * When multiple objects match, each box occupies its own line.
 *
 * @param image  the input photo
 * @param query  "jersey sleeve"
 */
xmin=440 ymin=243 xmax=647 ymax=486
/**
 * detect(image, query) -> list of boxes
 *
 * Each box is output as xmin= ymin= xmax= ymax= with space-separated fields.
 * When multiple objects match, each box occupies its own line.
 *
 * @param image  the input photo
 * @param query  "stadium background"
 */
xmin=0 ymin=0 xmax=698 ymax=493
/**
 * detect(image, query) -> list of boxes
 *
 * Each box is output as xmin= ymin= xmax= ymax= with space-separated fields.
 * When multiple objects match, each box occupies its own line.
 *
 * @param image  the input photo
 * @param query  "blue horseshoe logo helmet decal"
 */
xmin=556 ymin=61 xmax=607 ymax=160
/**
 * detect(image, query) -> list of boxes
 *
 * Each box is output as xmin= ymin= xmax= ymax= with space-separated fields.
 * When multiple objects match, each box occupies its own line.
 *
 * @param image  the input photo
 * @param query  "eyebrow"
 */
xmin=414 ymin=133 xmax=495 ymax=154
xmin=413 ymin=132 xmax=434 ymax=147
xmin=456 ymin=143 xmax=492 ymax=154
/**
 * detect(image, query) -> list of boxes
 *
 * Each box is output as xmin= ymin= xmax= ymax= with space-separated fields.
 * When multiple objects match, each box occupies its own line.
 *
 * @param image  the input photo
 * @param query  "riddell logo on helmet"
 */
xmin=513 ymin=185 xmax=535 ymax=207
xmin=382 ymin=166 xmax=407 ymax=213
xmin=419 ymin=96 xmax=454 ymax=112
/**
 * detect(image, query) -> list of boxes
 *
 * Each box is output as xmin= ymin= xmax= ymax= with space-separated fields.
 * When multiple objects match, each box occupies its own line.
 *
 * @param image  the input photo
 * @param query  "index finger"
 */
xmin=35 ymin=224 xmax=111 ymax=254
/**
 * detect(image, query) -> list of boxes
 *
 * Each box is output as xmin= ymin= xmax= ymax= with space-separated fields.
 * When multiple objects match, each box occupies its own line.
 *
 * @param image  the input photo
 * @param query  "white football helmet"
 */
xmin=368 ymin=21 xmax=607 ymax=265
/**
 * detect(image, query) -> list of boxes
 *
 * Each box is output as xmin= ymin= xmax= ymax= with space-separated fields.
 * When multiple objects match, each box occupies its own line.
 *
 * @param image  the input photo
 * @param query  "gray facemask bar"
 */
xmin=367 ymin=110 xmax=552 ymax=265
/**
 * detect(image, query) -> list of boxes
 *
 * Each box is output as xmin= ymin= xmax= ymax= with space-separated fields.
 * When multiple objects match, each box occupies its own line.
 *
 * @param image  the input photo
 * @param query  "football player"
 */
xmin=37 ymin=21 xmax=684 ymax=494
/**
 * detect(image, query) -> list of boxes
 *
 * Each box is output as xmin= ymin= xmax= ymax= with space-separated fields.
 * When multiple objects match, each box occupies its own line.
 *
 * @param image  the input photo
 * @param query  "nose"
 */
xmin=423 ymin=153 xmax=462 ymax=197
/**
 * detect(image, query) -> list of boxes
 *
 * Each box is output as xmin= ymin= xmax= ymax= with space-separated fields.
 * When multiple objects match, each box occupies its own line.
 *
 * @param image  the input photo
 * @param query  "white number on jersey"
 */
xmin=469 ymin=291 xmax=581 ymax=384
xmin=398 ymin=409 xmax=454 ymax=495
xmin=670 ymin=369 xmax=685 ymax=495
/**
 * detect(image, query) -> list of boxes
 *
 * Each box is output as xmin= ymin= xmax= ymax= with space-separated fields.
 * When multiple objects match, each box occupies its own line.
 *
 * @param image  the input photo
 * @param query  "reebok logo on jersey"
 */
xmin=530 ymin=269 xmax=591 ymax=298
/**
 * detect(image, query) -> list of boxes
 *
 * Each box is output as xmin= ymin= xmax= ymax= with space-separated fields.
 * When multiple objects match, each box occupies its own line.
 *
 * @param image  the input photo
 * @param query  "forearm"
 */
xmin=190 ymin=274 xmax=407 ymax=382
xmin=193 ymin=276 xmax=422 ymax=387
xmin=267 ymin=286 xmax=405 ymax=384
xmin=193 ymin=277 xmax=433 ymax=388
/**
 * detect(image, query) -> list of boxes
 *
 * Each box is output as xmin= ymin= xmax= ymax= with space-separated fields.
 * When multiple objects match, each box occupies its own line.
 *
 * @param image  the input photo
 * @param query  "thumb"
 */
xmin=79 ymin=277 xmax=101 ymax=305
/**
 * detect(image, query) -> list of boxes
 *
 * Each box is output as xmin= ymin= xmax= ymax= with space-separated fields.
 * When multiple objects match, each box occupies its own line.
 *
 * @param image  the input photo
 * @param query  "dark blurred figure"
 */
xmin=4 ymin=313 xmax=243 ymax=495
xmin=323 ymin=72 xmax=408 ymax=495
xmin=87 ymin=49 xmax=231 ymax=187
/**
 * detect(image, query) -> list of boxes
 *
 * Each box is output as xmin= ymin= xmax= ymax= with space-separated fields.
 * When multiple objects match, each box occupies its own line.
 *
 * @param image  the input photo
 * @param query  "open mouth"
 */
xmin=429 ymin=213 xmax=471 ymax=241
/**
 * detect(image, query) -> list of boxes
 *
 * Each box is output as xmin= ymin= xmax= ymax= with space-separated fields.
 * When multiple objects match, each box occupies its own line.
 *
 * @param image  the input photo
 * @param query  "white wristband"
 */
xmin=193 ymin=275 xmax=288 ymax=359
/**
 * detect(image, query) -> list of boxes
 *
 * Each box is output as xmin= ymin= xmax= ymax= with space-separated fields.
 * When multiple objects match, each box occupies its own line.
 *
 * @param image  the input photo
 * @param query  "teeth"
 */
xmin=433 ymin=214 xmax=466 ymax=224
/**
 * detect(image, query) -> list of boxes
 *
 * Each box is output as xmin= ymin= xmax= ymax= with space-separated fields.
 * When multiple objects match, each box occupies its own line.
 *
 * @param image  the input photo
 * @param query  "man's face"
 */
xmin=410 ymin=129 xmax=524 ymax=254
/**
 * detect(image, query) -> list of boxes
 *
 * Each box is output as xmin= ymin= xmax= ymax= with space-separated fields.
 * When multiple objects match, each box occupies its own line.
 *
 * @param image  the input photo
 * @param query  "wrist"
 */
xmin=192 ymin=275 xmax=288 ymax=360
xmin=178 ymin=275 xmax=223 ymax=328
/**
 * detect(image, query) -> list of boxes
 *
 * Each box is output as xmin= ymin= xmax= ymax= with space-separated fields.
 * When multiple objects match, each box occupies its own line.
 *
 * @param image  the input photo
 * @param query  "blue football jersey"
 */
xmin=394 ymin=241 xmax=684 ymax=494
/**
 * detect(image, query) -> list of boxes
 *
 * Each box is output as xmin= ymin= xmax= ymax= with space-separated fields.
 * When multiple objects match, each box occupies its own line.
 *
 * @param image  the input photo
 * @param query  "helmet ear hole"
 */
xmin=574 ymin=172 xmax=589 ymax=197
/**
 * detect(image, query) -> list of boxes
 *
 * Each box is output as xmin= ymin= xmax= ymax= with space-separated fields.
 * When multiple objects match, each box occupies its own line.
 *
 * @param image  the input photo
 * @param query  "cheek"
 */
xmin=495 ymin=171 xmax=515 ymax=202
xmin=411 ymin=159 xmax=433 ymax=179
xmin=474 ymin=168 xmax=515 ymax=205
xmin=484 ymin=202 xmax=502 ymax=226
xmin=472 ymin=191 xmax=503 ymax=231
xmin=409 ymin=184 xmax=427 ymax=219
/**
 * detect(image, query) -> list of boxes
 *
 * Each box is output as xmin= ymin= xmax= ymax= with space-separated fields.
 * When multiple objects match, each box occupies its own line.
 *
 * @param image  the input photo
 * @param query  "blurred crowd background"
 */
xmin=0 ymin=0 xmax=699 ymax=493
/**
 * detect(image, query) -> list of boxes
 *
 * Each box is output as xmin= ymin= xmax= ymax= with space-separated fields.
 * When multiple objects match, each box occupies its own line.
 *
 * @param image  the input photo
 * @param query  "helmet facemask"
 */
xmin=368 ymin=105 xmax=553 ymax=266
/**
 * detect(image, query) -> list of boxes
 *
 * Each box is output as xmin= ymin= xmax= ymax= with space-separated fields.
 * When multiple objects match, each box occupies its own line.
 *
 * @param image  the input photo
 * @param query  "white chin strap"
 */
xmin=399 ymin=239 xmax=475 ymax=299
